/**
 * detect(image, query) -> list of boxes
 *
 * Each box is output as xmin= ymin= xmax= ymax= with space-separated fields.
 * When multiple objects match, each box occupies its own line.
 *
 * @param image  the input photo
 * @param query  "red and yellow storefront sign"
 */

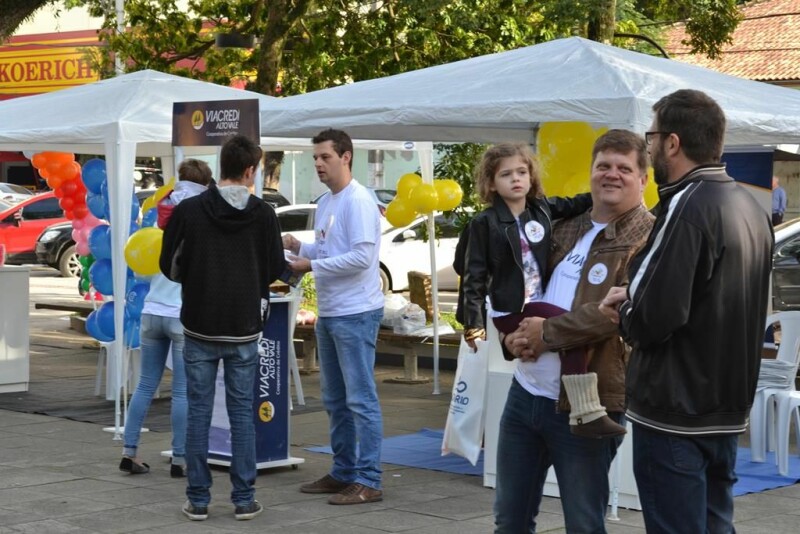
xmin=0 ymin=30 xmax=102 ymax=100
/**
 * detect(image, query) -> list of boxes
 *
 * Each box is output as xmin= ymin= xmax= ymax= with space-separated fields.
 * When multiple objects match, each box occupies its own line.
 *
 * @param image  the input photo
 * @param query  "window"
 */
xmin=278 ymin=208 xmax=313 ymax=233
xmin=22 ymin=197 xmax=63 ymax=221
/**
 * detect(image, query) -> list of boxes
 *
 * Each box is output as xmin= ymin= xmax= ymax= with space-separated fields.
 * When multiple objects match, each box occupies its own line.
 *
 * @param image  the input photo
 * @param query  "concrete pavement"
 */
xmin=1 ymin=270 xmax=799 ymax=532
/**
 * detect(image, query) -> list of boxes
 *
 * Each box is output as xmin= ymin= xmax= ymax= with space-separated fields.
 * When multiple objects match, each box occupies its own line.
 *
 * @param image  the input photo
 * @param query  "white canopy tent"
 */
xmin=257 ymin=36 xmax=800 ymax=392
xmin=0 ymin=69 xmax=281 ymax=431
xmin=258 ymin=36 xmax=800 ymax=146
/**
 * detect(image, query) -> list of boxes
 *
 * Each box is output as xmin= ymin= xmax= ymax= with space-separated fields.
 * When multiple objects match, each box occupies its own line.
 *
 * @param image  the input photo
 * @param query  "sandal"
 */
xmin=119 ymin=457 xmax=150 ymax=474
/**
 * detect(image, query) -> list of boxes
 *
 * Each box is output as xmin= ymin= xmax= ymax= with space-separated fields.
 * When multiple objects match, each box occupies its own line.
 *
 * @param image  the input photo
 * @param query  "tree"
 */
xmin=0 ymin=0 xmax=54 ymax=41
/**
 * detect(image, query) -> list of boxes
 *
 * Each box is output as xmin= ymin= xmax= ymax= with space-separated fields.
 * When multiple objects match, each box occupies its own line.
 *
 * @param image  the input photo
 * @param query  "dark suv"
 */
xmin=35 ymin=221 xmax=80 ymax=277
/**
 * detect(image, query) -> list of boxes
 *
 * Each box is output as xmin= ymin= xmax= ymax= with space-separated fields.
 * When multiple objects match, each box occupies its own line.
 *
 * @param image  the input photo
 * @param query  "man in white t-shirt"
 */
xmin=283 ymin=129 xmax=385 ymax=506
xmin=494 ymin=130 xmax=654 ymax=533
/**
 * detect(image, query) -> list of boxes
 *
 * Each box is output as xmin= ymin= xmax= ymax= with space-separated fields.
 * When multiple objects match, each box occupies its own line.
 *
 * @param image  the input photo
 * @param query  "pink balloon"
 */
xmin=71 ymin=229 xmax=82 ymax=243
xmin=84 ymin=214 xmax=102 ymax=229
xmin=76 ymin=241 xmax=90 ymax=256
xmin=72 ymin=218 xmax=85 ymax=230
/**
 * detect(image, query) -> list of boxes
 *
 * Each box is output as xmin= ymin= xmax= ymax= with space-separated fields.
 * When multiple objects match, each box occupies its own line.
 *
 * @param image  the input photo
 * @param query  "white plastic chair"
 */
xmin=775 ymin=390 xmax=800 ymax=476
xmin=749 ymin=311 xmax=800 ymax=462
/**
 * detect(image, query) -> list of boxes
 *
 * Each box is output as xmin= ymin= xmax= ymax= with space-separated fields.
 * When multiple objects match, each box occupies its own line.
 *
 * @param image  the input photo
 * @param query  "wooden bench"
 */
xmin=35 ymin=299 xmax=96 ymax=317
xmin=292 ymin=323 xmax=462 ymax=384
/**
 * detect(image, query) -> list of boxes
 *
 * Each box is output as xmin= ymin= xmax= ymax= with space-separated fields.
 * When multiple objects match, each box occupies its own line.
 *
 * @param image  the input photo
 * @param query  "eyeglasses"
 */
xmin=645 ymin=131 xmax=671 ymax=146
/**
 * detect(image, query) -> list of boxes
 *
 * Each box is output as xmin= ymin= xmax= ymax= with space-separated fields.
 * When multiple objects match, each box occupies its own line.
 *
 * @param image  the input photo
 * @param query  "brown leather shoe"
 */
xmin=328 ymin=483 xmax=383 ymax=505
xmin=571 ymin=415 xmax=627 ymax=439
xmin=300 ymin=474 xmax=349 ymax=494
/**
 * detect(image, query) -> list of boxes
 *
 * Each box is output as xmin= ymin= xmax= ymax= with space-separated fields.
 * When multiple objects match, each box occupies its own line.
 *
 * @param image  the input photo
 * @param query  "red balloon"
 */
xmin=64 ymin=209 xmax=74 ymax=220
xmin=73 ymin=204 xmax=89 ymax=220
xmin=53 ymin=187 xmax=65 ymax=199
xmin=61 ymin=180 xmax=79 ymax=197
xmin=59 ymin=196 xmax=75 ymax=211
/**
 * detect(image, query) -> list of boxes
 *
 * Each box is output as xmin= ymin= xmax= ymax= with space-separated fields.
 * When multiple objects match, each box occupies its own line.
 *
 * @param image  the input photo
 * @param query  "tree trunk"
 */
xmin=587 ymin=0 xmax=616 ymax=44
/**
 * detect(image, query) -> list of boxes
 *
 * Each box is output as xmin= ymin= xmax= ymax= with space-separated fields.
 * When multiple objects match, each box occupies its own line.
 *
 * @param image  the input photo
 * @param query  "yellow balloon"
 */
xmin=410 ymin=183 xmax=439 ymax=213
xmin=538 ymin=122 xmax=607 ymax=197
xmin=141 ymin=177 xmax=176 ymax=214
xmin=125 ymin=227 xmax=163 ymax=275
xmin=643 ymin=168 xmax=659 ymax=208
xmin=385 ymin=198 xmax=417 ymax=228
xmin=434 ymin=179 xmax=463 ymax=211
xmin=397 ymin=173 xmax=422 ymax=200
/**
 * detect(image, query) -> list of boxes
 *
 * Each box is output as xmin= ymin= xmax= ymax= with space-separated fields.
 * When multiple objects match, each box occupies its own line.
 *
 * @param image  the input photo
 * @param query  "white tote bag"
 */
xmin=442 ymin=337 xmax=489 ymax=465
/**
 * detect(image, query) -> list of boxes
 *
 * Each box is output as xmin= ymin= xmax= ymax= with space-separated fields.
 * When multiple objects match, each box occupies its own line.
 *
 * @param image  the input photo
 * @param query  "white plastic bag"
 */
xmin=441 ymin=337 xmax=489 ymax=465
xmin=392 ymin=303 xmax=427 ymax=334
xmin=381 ymin=294 xmax=409 ymax=329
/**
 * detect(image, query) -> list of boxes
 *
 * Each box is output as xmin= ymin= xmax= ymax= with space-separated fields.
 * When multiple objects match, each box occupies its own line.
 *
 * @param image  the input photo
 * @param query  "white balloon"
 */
xmin=22 ymin=150 xmax=37 ymax=159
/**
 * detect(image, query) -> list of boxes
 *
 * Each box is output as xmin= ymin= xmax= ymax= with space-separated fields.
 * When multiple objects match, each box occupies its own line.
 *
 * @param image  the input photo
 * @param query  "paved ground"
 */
xmin=1 ymin=269 xmax=800 ymax=532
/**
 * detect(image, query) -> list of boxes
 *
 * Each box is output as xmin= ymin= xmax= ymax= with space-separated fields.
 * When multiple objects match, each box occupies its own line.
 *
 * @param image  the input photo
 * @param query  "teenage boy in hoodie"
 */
xmin=161 ymin=135 xmax=285 ymax=522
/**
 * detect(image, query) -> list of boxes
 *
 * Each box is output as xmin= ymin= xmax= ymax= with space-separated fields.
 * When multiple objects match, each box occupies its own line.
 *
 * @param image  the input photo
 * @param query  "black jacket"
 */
xmin=621 ymin=164 xmax=773 ymax=435
xmin=459 ymin=193 xmax=592 ymax=330
xmin=160 ymin=184 xmax=286 ymax=343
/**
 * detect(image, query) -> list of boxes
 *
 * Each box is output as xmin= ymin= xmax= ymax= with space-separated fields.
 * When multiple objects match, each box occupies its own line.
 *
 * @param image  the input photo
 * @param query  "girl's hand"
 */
xmin=464 ymin=328 xmax=486 ymax=351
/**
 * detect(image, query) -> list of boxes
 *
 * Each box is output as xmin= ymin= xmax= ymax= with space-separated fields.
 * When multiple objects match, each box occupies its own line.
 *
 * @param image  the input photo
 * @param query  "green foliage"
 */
xmin=440 ymin=311 xmax=463 ymax=331
xmin=32 ymin=0 xmax=744 ymax=96
xmin=298 ymin=273 xmax=317 ymax=314
xmin=434 ymin=143 xmax=487 ymax=232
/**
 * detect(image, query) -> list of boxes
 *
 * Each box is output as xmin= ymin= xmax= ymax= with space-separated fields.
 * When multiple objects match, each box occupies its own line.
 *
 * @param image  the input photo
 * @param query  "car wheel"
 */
xmin=59 ymin=244 xmax=82 ymax=278
xmin=379 ymin=267 xmax=391 ymax=294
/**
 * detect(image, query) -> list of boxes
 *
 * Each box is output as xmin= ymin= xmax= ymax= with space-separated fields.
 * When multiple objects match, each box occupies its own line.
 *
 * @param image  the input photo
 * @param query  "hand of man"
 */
xmin=282 ymin=234 xmax=301 ymax=254
xmin=287 ymin=254 xmax=312 ymax=274
xmin=600 ymin=286 xmax=628 ymax=324
xmin=503 ymin=317 xmax=547 ymax=361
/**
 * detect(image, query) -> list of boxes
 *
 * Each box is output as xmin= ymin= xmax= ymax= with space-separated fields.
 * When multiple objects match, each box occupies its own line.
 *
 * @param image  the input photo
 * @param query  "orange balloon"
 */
xmin=47 ymin=175 xmax=64 ymax=189
xmin=31 ymin=153 xmax=48 ymax=170
xmin=40 ymin=151 xmax=74 ymax=167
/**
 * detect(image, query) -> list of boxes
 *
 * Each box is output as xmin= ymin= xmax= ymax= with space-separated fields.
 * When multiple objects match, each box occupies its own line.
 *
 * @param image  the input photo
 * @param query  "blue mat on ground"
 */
xmin=307 ymin=429 xmax=800 ymax=495
xmin=734 ymin=448 xmax=800 ymax=496
xmin=307 ymin=428 xmax=483 ymax=476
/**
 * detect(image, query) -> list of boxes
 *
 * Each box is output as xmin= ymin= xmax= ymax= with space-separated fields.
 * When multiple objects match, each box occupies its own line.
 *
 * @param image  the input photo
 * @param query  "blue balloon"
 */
xmin=86 ymin=192 xmax=108 ymax=220
xmin=141 ymin=208 xmax=157 ymax=227
xmin=131 ymin=192 xmax=140 ymax=224
xmin=96 ymin=301 xmax=116 ymax=339
xmin=129 ymin=220 xmax=140 ymax=235
xmin=101 ymin=180 xmax=109 ymax=204
xmin=88 ymin=259 xmax=113 ymax=296
xmin=82 ymin=159 xmax=107 ymax=195
xmin=124 ymin=318 xmax=141 ymax=349
xmin=86 ymin=310 xmax=113 ymax=342
xmin=125 ymin=282 xmax=150 ymax=320
xmin=88 ymin=224 xmax=112 ymax=260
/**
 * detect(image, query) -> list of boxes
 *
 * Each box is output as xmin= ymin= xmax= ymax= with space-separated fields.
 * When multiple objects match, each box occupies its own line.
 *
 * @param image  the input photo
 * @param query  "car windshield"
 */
xmin=373 ymin=189 xmax=396 ymax=204
xmin=0 ymin=183 xmax=32 ymax=195
xmin=0 ymin=199 xmax=13 ymax=212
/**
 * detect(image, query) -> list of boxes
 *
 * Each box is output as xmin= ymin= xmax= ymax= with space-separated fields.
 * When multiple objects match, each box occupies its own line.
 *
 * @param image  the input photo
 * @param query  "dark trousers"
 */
xmin=773 ymin=212 xmax=784 ymax=226
xmin=633 ymin=423 xmax=738 ymax=534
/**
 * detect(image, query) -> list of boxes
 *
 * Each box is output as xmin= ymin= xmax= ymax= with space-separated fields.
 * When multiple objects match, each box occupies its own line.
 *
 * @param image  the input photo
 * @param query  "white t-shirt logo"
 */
xmin=588 ymin=263 xmax=608 ymax=285
xmin=525 ymin=221 xmax=545 ymax=243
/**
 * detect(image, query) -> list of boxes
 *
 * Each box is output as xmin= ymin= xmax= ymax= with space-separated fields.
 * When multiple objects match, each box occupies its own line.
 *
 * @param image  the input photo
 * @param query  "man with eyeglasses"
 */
xmin=600 ymin=89 xmax=773 ymax=533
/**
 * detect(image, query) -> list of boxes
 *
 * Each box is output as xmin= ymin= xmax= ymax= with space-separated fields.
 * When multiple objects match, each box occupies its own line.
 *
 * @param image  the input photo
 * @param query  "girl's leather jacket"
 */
xmin=459 ymin=193 xmax=591 ymax=331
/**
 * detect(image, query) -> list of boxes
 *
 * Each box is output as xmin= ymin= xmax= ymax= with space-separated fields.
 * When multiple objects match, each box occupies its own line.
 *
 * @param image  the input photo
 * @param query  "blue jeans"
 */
xmin=494 ymin=379 xmax=623 ymax=533
xmin=183 ymin=336 xmax=258 ymax=507
xmin=124 ymin=314 xmax=187 ymax=461
xmin=316 ymin=308 xmax=384 ymax=489
xmin=632 ymin=423 xmax=738 ymax=534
